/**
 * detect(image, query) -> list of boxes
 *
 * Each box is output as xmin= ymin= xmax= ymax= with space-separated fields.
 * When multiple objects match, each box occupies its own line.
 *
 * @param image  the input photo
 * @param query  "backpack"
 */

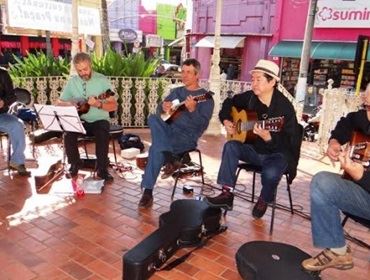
xmin=118 ymin=133 xmax=145 ymax=152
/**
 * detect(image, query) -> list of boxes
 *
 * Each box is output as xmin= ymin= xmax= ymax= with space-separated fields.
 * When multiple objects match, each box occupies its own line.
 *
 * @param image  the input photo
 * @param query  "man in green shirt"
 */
xmin=56 ymin=52 xmax=117 ymax=181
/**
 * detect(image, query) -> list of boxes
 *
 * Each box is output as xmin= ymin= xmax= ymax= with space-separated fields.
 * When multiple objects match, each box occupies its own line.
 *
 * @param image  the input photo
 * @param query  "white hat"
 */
xmin=250 ymin=59 xmax=280 ymax=82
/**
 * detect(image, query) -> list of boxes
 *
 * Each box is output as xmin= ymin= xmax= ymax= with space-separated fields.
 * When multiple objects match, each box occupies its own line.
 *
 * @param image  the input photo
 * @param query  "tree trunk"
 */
xmin=101 ymin=0 xmax=110 ymax=53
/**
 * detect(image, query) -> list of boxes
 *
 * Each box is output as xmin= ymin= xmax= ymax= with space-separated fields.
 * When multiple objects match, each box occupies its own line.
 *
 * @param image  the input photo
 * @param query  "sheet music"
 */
xmin=34 ymin=104 xmax=86 ymax=134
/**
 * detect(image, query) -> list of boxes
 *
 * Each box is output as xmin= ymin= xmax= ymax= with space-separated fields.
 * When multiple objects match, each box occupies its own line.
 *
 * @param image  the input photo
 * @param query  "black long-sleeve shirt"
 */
xmin=0 ymin=68 xmax=17 ymax=114
xmin=330 ymin=110 xmax=370 ymax=192
xmin=219 ymin=89 xmax=300 ymax=180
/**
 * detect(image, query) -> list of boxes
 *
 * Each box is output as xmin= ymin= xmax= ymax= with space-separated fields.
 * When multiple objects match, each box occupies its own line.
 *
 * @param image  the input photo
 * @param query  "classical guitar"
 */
xmin=160 ymin=91 xmax=213 ymax=123
xmin=227 ymin=107 xmax=284 ymax=143
xmin=77 ymin=89 xmax=115 ymax=115
xmin=342 ymin=131 xmax=370 ymax=180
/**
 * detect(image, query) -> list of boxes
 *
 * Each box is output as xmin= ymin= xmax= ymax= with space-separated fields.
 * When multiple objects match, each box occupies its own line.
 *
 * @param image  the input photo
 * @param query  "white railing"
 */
xmin=14 ymin=76 xmax=300 ymax=128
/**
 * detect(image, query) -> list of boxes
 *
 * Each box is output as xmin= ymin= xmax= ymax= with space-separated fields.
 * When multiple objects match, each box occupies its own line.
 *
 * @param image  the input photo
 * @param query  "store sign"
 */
xmin=315 ymin=0 xmax=370 ymax=28
xmin=118 ymin=29 xmax=137 ymax=43
xmin=7 ymin=0 xmax=101 ymax=35
xmin=145 ymin=34 xmax=163 ymax=48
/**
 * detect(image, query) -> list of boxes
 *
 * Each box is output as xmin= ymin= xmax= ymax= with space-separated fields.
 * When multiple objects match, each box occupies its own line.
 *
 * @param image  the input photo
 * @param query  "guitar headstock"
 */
xmin=265 ymin=117 xmax=285 ymax=132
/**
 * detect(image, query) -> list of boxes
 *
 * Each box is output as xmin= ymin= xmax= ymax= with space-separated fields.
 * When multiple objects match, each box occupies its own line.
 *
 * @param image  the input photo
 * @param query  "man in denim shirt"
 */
xmin=138 ymin=58 xmax=214 ymax=208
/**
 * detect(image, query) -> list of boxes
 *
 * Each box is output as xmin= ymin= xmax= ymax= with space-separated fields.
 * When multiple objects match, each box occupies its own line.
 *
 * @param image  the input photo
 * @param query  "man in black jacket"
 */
xmin=302 ymin=84 xmax=370 ymax=272
xmin=205 ymin=60 xmax=298 ymax=219
xmin=0 ymin=67 xmax=30 ymax=176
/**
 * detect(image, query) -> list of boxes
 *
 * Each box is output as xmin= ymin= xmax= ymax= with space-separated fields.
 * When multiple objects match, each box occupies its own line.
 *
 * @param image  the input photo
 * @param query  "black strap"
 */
xmin=160 ymin=225 xmax=228 ymax=271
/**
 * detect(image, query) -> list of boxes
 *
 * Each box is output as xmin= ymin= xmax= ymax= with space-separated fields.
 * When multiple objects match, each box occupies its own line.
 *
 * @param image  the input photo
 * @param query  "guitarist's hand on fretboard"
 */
xmin=253 ymin=123 xmax=272 ymax=142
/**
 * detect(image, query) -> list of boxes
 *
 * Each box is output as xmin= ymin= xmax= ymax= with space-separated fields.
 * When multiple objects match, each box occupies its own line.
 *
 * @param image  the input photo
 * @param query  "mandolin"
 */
xmin=227 ymin=107 xmax=284 ymax=143
xmin=77 ymin=89 xmax=115 ymax=115
xmin=160 ymin=91 xmax=213 ymax=123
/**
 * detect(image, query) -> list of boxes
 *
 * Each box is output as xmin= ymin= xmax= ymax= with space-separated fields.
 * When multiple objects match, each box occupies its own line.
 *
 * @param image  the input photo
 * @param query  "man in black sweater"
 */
xmin=302 ymin=84 xmax=370 ymax=272
xmin=205 ymin=59 xmax=299 ymax=219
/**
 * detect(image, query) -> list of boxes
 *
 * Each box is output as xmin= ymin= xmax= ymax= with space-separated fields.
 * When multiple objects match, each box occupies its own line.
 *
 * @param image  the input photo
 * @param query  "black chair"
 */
xmin=78 ymin=123 xmax=124 ymax=166
xmin=170 ymin=148 xmax=205 ymax=200
xmin=342 ymin=212 xmax=370 ymax=228
xmin=233 ymin=124 xmax=304 ymax=235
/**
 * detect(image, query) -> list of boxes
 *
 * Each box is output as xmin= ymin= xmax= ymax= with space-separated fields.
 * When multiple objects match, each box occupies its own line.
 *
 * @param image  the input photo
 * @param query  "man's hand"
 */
xmin=326 ymin=138 xmax=342 ymax=163
xmin=223 ymin=119 xmax=236 ymax=135
xmin=184 ymin=96 xmax=197 ymax=112
xmin=162 ymin=101 xmax=173 ymax=113
xmin=88 ymin=96 xmax=100 ymax=107
xmin=339 ymin=147 xmax=364 ymax=181
xmin=0 ymin=99 xmax=4 ymax=109
xmin=253 ymin=123 xmax=272 ymax=142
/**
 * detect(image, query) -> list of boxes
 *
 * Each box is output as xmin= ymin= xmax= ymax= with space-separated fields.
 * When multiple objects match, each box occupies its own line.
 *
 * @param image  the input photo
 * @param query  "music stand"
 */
xmin=34 ymin=104 xmax=86 ymax=168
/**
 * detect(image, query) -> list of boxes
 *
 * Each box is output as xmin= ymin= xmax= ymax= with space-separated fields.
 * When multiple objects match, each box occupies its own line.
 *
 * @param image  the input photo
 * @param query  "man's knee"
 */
xmin=310 ymin=171 xmax=333 ymax=202
xmin=222 ymin=141 xmax=240 ymax=155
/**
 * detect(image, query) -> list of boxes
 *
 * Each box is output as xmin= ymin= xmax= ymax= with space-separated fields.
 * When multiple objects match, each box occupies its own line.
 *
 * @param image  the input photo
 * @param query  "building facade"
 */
xmin=190 ymin=0 xmax=277 ymax=81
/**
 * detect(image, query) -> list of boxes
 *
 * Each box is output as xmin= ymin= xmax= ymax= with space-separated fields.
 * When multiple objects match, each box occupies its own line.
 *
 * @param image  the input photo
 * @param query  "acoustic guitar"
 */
xmin=77 ymin=89 xmax=115 ymax=115
xmin=227 ymin=107 xmax=284 ymax=143
xmin=342 ymin=131 xmax=370 ymax=180
xmin=160 ymin=91 xmax=213 ymax=123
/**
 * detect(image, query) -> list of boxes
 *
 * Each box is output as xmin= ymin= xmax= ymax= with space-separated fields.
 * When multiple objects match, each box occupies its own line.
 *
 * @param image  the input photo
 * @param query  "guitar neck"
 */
xmin=240 ymin=119 xmax=281 ymax=132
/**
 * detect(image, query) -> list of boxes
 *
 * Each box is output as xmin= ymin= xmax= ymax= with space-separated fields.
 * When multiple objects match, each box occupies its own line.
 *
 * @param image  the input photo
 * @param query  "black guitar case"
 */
xmin=236 ymin=241 xmax=321 ymax=280
xmin=123 ymin=199 xmax=224 ymax=280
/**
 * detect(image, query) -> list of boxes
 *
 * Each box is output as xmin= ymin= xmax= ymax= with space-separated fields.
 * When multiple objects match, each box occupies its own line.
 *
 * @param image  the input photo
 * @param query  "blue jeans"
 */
xmin=217 ymin=141 xmax=287 ymax=202
xmin=310 ymin=171 xmax=370 ymax=248
xmin=0 ymin=113 xmax=26 ymax=165
xmin=141 ymin=114 xmax=197 ymax=190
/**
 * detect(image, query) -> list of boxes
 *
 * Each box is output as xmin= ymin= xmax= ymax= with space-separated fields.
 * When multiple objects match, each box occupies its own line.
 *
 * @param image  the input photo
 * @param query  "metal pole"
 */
xmin=206 ymin=0 xmax=223 ymax=135
xmin=295 ymin=0 xmax=318 ymax=105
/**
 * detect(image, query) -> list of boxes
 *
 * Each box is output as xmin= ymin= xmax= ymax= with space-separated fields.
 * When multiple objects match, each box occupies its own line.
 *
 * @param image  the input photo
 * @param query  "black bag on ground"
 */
xmin=123 ymin=199 xmax=224 ymax=280
xmin=118 ymin=133 xmax=144 ymax=152
xmin=236 ymin=241 xmax=321 ymax=280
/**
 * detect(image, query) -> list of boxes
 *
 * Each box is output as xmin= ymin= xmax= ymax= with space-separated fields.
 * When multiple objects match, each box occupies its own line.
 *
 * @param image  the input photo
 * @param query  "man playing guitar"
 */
xmin=302 ymin=83 xmax=370 ymax=272
xmin=56 ymin=52 xmax=117 ymax=181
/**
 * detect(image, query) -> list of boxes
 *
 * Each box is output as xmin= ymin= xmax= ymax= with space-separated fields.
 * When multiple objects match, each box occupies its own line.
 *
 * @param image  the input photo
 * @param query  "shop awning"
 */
xmin=195 ymin=36 xmax=245 ymax=49
xmin=269 ymin=41 xmax=370 ymax=61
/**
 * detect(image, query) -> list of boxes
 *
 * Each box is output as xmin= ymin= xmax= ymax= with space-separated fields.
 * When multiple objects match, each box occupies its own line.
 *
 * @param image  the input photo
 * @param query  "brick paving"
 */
xmin=0 ymin=129 xmax=369 ymax=280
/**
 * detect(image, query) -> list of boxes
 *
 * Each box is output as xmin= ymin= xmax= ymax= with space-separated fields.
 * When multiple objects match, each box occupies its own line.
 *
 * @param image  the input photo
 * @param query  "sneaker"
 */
xmin=252 ymin=197 xmax=268 ymax=219
xmin=205 ymin=190 xmax=234 ymax=210
xmin=161 ymin=161 xmax=183 ymax=179
xmin=97 ymin=170 xmax=114 ymax=182
xmin=138 ymin=192 xmax=153 ymax=209
xmin=9 ymin=162 xmax=31 ymax=177
xmin=302 ymin=247 xmax=353 ymax=272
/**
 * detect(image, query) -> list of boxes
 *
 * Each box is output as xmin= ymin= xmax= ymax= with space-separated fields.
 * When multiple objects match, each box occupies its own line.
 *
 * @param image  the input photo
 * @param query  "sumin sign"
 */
xmin=7 ymin=0 xmax=101 ymax=35
xmin=315 ymin=0 xmax=370 ymax=28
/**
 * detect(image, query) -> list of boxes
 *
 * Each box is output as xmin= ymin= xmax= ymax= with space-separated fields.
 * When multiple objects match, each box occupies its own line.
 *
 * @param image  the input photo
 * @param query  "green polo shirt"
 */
xmin=61 ymin=72 xmax=111 ymax=123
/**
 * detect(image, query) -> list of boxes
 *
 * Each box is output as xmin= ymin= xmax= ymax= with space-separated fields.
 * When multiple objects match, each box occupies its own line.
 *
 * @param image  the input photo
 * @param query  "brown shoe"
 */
xmin=9 ymin=162 xmax=31 ymax=177
xmin=138 ymin=192 xmax=153 ymax=209
xmin=160 ymin=161 xmax=182 ymax=179
xmin=302 ymin=247 xmax=353 ymax=272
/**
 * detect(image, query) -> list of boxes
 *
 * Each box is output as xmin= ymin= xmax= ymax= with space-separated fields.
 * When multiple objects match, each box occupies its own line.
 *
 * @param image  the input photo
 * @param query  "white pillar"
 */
xmin=70 ymin=0 xmax=79 ymax=75
xmin=205 ymin=0 xmax=223 ymax=135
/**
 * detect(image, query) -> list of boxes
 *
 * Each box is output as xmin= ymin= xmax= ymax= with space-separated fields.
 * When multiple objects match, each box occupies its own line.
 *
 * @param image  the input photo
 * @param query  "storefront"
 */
xmin=271 ymin=0 xmax=370 ymax=102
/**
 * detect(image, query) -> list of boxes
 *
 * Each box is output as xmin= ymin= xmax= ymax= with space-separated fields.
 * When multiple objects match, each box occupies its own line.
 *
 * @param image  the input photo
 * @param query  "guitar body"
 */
xmin=227 ymin=107 xmax=284 ymax=143
xmin=342 ymin=131 xmax=370 ymax=180
xmin=227 ymin=108 xmax=257 ymax=143
xmin=160 ymin=92 xmax=213 ymax=123
xmin=77 ymin=89 xmax=115 ymax=115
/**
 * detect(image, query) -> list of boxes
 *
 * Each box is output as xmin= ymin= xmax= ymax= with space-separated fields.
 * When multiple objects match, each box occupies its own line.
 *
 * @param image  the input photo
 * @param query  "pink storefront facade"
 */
xmin=191 ymin=0 xmax=370 ymax=91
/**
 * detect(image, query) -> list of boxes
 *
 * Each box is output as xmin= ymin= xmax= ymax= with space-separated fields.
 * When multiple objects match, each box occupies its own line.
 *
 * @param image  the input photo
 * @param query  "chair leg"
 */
xmin=342 ymin=215 xmax=349 ymax=227
xmin=286 ymin=175 xmax=294 ymax=214
xmin=269 ymin=187 xmax=278 ymax=235
xmin=171 ymin=176 xmax=180 ymax=200
xmin=111 ymin=138 xmax=118 ymax=165
xmin=251 ymin=171 xmax=256 ymax=203
xmin=196 ymin=149 xmax=205 ymax=185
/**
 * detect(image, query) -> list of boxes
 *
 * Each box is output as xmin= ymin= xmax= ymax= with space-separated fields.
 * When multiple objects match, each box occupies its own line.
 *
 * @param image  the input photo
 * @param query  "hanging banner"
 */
xmin=315 ymin=0 xmax=370 ymax=28
xmin=6 ymin=0 xmax=101 ymax=35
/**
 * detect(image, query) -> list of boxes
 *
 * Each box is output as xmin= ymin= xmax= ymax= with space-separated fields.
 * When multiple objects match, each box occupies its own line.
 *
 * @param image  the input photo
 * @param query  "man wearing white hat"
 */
xmin=205 ymin=59 xmax=299 ymax=219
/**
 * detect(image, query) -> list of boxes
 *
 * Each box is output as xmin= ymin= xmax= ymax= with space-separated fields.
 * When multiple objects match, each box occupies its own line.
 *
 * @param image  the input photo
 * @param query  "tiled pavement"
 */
xmin=0 ymin=129 xmax=369 ymax=280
